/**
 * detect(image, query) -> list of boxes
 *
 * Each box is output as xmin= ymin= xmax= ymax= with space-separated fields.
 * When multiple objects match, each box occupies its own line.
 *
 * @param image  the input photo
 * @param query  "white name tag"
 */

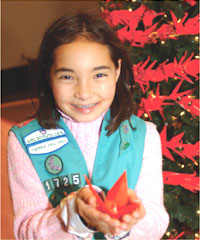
xmin=24 ymin=129 xmax=69 ymax=154
xmin=28 ymin=137 xmax=68 ymax=154
xmin=24 ymin=128 xmax=66 ymax=145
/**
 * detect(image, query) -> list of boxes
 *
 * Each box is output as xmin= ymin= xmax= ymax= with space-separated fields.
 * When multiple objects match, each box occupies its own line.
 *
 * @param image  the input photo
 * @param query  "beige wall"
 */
xmin=2 ymin=1 xmax=101 ymax=70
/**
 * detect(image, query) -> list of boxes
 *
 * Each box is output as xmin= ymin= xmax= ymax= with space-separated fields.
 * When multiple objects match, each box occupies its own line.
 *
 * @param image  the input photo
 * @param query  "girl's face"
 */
xmin=50 ymin=39 xmax=121 ymax=122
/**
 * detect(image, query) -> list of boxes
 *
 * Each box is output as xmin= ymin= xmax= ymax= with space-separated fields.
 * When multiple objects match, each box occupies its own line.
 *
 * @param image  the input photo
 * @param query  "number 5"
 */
xmin=72 ymin=174 xmax=80 ymax=185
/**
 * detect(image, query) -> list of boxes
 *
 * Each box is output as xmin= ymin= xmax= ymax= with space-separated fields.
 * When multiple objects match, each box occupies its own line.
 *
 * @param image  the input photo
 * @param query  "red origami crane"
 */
xmin=170 ymin=11 xmax=200 ymax=35
xmin=162 ymin=51 xmax=198 ymax=84
xmin=133 ymin=56 xmax=159 ymax=93
xmin=163 ymin=171 xmax=200 ymax=193
xmin=160 ymin=126 xmax=199 ymax=164
xmin=104 ymin=6 xmax=165 ymax=47
xmin=168 ymin=79 xmax=200 ymax=118
xmin=84 ymin=171 xmax=139 ymax=219
xmin=137 ymin=84 xmax=173 ymax=120
xmin=160 ymin=125 xmax=185 ymax=161
xmin=178 ymin=141 xmax=199 ymax=165
xmin=132 ymin=51 xmax=199 ymax=92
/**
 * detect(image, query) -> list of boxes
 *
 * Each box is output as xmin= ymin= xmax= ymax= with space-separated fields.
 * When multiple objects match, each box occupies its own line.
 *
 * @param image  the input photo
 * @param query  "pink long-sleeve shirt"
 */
xmin=7 ymin=113 xmax=169 ymax=240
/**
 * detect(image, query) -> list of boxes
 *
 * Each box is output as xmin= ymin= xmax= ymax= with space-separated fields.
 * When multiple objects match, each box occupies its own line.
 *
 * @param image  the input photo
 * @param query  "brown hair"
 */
xmin=33 ymin=12 xmax=137 ymax=135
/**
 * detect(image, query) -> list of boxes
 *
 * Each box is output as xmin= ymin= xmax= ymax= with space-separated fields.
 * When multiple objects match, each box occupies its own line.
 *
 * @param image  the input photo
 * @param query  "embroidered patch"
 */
xmin=27 ymin=137 xmax=68 ymax=154
xmin=122 ymin=123 xmax=129 ymax=134
xmin=71 ymin=173 xmax=81 ymax=185
xmin=43 ymin=173 xmax=81 ymax=193
xmin=61 ymin=175 xmax=69 ymax=187
xmin=45 ymin=155 xmax=63 ymax=175
xmin=43 ymin=179 xmax=54 ymax=192
xmin=120 ymin=142 xmax=130 ymax=151
xmin=24 ymin=128 xmax=68 ymax=154
xmin=24 ymin=128 xmax=66 ymax=145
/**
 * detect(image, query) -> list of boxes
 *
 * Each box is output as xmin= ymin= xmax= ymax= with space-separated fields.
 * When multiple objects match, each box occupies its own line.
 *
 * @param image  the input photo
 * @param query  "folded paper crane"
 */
xmin=84 ymin=171 xmax=139 ymax=219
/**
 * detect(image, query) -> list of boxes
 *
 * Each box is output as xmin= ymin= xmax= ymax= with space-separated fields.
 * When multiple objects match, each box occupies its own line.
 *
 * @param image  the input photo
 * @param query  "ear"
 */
xmin=116 ymin=59 xmax=122 ymax=82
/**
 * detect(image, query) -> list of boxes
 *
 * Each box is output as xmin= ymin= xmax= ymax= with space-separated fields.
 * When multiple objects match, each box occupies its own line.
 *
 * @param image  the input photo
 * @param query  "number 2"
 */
xmin=62 ymin=176 xmax=69 ymax=187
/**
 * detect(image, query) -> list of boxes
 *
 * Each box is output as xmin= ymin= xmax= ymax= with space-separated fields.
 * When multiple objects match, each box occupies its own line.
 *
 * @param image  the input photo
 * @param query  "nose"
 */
xmin=74 ymin=81 xmax=93 ymax=100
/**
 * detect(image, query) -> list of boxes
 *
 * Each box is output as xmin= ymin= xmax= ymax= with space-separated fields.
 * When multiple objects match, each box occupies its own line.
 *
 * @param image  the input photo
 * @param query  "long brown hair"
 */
xmin=33 ymin=12 xmax=137 ymax=135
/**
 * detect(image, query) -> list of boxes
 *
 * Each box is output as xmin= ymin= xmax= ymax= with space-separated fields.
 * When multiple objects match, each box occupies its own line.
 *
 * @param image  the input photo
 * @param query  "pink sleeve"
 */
xmin=128 ymin=122 xmax=169 ymax=240
xmin=7 ymin=131 xmax=77 ymax=240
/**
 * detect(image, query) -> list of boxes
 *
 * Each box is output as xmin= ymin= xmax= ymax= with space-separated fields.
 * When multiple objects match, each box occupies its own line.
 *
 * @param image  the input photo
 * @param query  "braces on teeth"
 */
xmin=73 ymin=103 xmax=96 ymax=108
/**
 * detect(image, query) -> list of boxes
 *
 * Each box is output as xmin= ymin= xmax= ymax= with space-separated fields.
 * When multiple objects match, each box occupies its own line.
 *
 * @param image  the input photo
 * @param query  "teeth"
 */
xmin=73 ymin=103 xmax=96 ymax=108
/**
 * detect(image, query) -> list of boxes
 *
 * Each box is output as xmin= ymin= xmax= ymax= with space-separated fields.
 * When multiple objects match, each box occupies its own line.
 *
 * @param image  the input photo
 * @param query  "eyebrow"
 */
xmin=55 ymin=66 xmax=111 ymax=73
xmin=93 ymin=66 xmax=111 ymax=71
xmin=55 ymin=68 xmax=74 ymax=73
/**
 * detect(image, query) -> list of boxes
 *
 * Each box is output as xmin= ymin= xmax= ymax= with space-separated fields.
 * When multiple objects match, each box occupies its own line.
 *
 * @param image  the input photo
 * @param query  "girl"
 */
xmin=8 ymin=12 xmax=169 ymax=239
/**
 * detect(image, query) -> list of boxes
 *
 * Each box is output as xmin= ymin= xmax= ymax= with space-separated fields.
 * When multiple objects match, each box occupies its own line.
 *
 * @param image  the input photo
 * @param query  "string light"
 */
xmin=177 ymin=18 xmax=182 ymax=23
xmin=129 ymin=8 xmax=133 ymax=12
xmin=131 ymin=0 xmax=136 ymax=2
xmin=181 ymin=164 xmax=185 ymax=168
xmin=172 ymin=116 xmax=177 ymax=121
xmin=197 ymin=210 xmax=200 ymax=214
xmin=194 ymin=36 xmax=199 ymax=42
xmin=188 ymin=95 xmax=194 ymax=99
xmin=161 ymin=40 xmax=165 ymax=45
xmin=144 ymin=113 xmax=149 ymax=118
xmin=195 ymin=233 xmax=199 ymax=238
xmin=166 ymin=232 xmax=171 ymax=237
xmin=180 ymin=111 xmax=185 ymax=116
xmin=195 ymin=55 xmax=200 ymax=59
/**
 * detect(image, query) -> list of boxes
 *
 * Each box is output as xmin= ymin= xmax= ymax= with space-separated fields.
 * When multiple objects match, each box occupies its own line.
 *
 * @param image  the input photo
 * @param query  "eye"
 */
xmin=95 ymin=73 xmax=107 ymax=78
xmin=59 ymin=75 xmax=73 ymax=80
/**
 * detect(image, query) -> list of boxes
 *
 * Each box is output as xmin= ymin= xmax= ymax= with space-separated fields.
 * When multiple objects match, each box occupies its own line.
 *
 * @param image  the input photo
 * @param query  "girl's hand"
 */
xmin=76 ymin=187 xmax=122 ymax=235
xmin=76 ymin=187 xmax=146 ymax=235
xmin=119 ymin=188 xmax=146 ymax=232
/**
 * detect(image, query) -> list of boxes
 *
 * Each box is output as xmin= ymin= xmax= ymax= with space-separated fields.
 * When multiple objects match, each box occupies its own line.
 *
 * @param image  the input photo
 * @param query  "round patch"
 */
xmin=45 ymin=155 xmax=63 ymax=175
xmin=122 ymin=123 xmax=129 ymax=134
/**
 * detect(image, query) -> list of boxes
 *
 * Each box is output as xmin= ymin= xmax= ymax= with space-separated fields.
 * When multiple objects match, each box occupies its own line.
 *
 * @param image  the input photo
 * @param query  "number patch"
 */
xmin=44 ymin=179 xmax=53 ymax=192
xmin=72 ymin=173 xmax=81 ymax=185
xmin=61 ymin=175 xmax=69 ymax=187
xmin=52 ymin=177 xmax=61 ymax=188
xmin=43 ymin=173 xmax=81 ymax=192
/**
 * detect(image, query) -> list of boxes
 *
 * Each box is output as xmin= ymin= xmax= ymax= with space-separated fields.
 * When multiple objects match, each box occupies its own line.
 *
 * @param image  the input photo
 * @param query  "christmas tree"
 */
xmin=99 ymin=0 xmax=199 ymax=239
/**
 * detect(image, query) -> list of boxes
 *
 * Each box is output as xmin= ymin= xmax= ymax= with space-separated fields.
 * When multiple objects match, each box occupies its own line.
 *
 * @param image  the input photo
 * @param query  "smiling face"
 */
xmin=50 ymin=39 xmax=121 ymax=122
